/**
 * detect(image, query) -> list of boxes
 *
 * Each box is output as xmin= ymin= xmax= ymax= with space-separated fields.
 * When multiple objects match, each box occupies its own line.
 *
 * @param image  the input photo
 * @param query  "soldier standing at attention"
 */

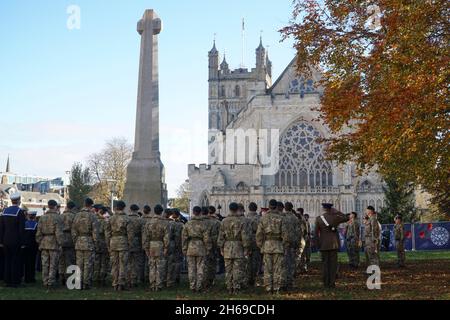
xmin=0 ymin=192 xmax=26 ymax=288
xmin=182 ymin=206 xmax=212 ymax=293
xmin=314 ymin=203 xmax=349 ymax=289
xmin=284 ymin=202 xmax=300 ymax=290
xmin=128 ymin=204 xmax=144 ymax=288
xmin=142 ymin=204 xmax=170 ymax=291
xmin=164 ymin=208 xmax=176 ymax=288
xmin=394 ymin=215 xmax=406 ymax=268
xmin=36 ymin=200 xmax=64 ymax=289
xmin=93 ymin=206 xmax=109 ymax=286
xmin=71 ymin=198 xmax=100 ymax=290
xmin=256 ymin=199 xmax=290 ymax=294
xmin=105 ymin=201 xmax=131 ymax=291
xmin=22 ymin=211 xmax=38 ymax=283
xmin=303 ymin=213 xmax=312 ymax=272
xmin=59 ymin=201 xmax=77 ymax=285
xmin=217 ymin=202 xmax=252 ymax=294
xmin=206 ymin=206 xmax=221 ymax=288
xmin=345 ymin=212 xmax=361 ymax=269
xmin=364 ymin=206 xmax=381 ymax=267
xmin=170 ymin=209 xmax=184 ymax=285
xmin=296 ymin=208 xmax=309 ymax=274
xmin=141 ymin=205 xmax=153 ymax=284
xmin=246 ymin=202 xmax=261 ymax=287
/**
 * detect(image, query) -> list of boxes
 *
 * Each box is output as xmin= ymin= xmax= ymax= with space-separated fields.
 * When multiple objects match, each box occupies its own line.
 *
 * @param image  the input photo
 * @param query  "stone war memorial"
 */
xmin=0 ymin=1 xmax=449 ymax=309
xmin=123 ymin=9 xmax=168 ymax=208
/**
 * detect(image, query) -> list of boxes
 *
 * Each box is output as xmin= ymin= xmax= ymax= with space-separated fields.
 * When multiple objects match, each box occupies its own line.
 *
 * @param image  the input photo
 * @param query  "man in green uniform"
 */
xmin=364 ymin=206 xmax=381 ymax=267
xmin=217 ymin=202 xmax=252 ymax=294
xmin=182 ymin=206 xmax=212 ymax=293
xmin=314 ymin=203 xmax=349 ymax=288
xmin=345 ymin=212 xmax=360 ymax=269
xmin=256 ymin=199 xmax=290 ymax=294
xmin=394 ymin=215 xmax=406 ymax=268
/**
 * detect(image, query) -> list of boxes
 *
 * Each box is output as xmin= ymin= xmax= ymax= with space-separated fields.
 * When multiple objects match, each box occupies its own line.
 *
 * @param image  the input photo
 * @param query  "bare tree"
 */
xmin=87 ymin=137 xmax=133 ymax=205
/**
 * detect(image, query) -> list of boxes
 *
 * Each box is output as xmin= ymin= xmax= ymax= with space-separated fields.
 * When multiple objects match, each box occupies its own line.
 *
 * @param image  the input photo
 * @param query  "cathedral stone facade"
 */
xmin=188 ymin=39 xmax=385 ymax=218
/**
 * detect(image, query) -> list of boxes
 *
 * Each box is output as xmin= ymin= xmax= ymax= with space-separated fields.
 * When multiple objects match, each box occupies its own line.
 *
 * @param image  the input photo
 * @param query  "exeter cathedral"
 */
xmin=188 ymin=38 xmax=385 ymax=217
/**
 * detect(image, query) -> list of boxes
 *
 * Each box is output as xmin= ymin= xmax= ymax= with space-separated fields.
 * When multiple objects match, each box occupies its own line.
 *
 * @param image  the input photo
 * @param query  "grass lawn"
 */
xmin=1 ymin=250 xmax=449 ymax=300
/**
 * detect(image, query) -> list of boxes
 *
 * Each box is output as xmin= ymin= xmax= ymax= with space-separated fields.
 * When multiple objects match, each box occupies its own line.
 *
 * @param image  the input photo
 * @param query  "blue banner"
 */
xmin=414 ymin=222 xmax=450 ymax=250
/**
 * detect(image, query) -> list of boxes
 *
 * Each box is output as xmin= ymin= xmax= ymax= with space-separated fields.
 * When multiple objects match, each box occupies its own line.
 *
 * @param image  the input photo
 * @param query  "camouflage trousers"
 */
xmin=94 ymin=251 xmax=109 ymax=283
xmin=128 ymin=251 xmax=144 ymax=286
xmin=224 ymin=258 xmax=247 ymax=291
xmin=396 ymin=240 xmax=405 ymax=267
xmin=59 ymin=247 xmax=76 ymax=278
xmin=186 ymin=255 xmax=206 ymax=291
xmin=166 ymin=253 xmax=178 ymax=288
xmin=247 ymin=248 xmax=262 ymax=286
xmin=76 ymin=250 xmax=95 ymax=288
xmin=283 ymin=248 xmax=296 ymax=288
xmin=263 ymin=253 xmax=283 ymax=292
xmin=205 ymin=250 xmax=218 ymax=288
xmin=110 ymin=250 xmax=128 ymax=287
xmin=364 ymin=242 xmax=379 ymax=267
xmin=148 ymin=255 xmax=167 ymax=290
xmin=346 ymin=239 xmax=360 ymax=267
xmin=41 ymin=249 xmax=60 ymax=287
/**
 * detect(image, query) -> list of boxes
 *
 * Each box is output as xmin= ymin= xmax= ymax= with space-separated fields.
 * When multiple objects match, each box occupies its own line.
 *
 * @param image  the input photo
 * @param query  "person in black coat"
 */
xmin=0 ymin=193 xmax=26 ymax=287
xmin=22 ymin=211 xmax=38 ymax=283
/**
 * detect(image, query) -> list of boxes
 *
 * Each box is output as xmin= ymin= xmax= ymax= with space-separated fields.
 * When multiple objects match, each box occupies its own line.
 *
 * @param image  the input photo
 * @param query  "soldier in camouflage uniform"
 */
xmin=283 ymin=202 xmax=300 ymax=289
xmin=93 ymin=206 xmax=109 ymax=286
xmin=394 ymin=215 xmax=406 ymax=267
xmin=364 ymin=206 xmax=381 ymax=267
xmin=141 ymin=205 xmax=153 ymax=283
xmin=127 ymin=204 xmax=144 ymax=288
xmin=71 ymin=198 xmax=100 ymax=290
xmin=36 ymin=200 xmax=64 ymax=289
xmin=170 ymin=209 xmax=184 ymax=285
xmin=182 ymin=206 xmax=212 ymax=293
xmin=295 ymin=208 xmax=309 ymax=274
xmin=256 ymin=199 xmax=290 ymax=294
xmin=303 ymin=214 xmax=312 ymax=269
xmin=345 ymin=212 xmax=361 ymax=268
xmin=105 ymin=201 xmax=131 ymax=291
xmin=142 ymin=204 xmax=170 ymax=291
xmin=164 ymin=208 xmax=176 ymax=288
xmin=59 ymin=201 xmax=77 ymax=285
xmin=217 ymin=202 xmax=252 ymax=294
xmin=205 ymin=206 xmax=221 ymax=289
xmin=245 ymin=202 xmax=261 ymax=287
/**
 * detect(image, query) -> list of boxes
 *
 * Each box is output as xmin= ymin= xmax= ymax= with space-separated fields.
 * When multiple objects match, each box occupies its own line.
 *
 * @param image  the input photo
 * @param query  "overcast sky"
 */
xmin=0 ymin=0 xmax=296 ymax=197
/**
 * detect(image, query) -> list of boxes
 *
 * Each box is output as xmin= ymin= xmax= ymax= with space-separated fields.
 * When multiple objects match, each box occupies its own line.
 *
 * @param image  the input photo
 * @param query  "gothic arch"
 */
xmin=199 ymin=191 xmax=209 ymax=207
xmin=276 ymin=120 xmax=333 ymax=187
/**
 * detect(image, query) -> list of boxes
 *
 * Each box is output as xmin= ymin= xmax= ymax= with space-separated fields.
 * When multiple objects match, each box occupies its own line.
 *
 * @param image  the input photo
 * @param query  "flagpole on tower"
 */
xmin=241 ymin=18 xmax=245 ymax=68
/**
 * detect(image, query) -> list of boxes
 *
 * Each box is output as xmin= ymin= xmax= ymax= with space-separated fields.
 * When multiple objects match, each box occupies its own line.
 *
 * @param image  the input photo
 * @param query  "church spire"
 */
xmin=5 ymin=154 xmax=10 ymax=173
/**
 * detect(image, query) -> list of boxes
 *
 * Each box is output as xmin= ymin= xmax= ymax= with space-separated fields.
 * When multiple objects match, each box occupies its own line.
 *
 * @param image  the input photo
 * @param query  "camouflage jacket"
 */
xmin=182 ymin=215 xmax=212 ymax=257
xmin=105 ymin=211 xmax=131 ymax=251
xmin=60 ymin=209 xmax=77 ymax=248
xmin=284 ymin=210 xmax=301 ymax=248
xmin=127 ymin=212 xmax=143 ymax=252
xmin=217 ymin=212 xmax=252 ymax=259
xmin=246 ymin=211 xmax=261 ymax=251
xmin=35 ymin=209 xmax=64 ymax=251
xmin=394 ymin=223 xmax=404 ymax=241
xmin=142 ymin=215 xmax=170 ymax=257
xmin=365 ymin=215 xmax=381 ymax=244
xmin=346 ymin=220 xmax=360 ymax=242
xmin=256 ymin=210 xmax=290 ymax=254
xmin=96 ymin=215 xmax=108 ymax=253
xmin=172 ymin=220 xmax=184 ymax=256
xmin=206 ymin=215 xmax=221 ymax=249
xmin=71 ymin=208 xmax=100 ymax=251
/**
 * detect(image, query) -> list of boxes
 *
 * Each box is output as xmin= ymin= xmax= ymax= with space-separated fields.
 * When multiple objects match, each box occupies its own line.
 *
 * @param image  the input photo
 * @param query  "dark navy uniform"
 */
xmin=22 ymin=218 xmax=38 ymax=283
xmin=0 ymin=205 xmax=26 ymax=287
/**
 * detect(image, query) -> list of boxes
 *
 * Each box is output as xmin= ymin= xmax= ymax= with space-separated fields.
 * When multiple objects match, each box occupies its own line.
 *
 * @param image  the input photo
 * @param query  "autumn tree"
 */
xmin=68 ymin=162 xmax=92 ymax=208
xmin=172 ymin=181 xmax=190 ymax=213
xmin=87 ymin=137 xmax=132 ymax=205
xmin=281 ymin=1 xmax=449 ymax=212
xmin=379 ymin=178 xmax=417 ymax=224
